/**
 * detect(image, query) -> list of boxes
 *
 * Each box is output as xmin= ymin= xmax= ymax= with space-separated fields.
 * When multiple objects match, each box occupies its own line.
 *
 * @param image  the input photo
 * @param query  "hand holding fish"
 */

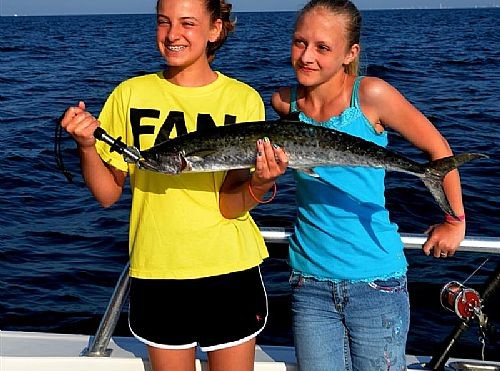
xmin=252 ymin=137 xmax=289 ymax=186
xmin=60 ymin=101 xmax=100 ymax=149
xmin=219 ymin=137 xmax=289 ymax=219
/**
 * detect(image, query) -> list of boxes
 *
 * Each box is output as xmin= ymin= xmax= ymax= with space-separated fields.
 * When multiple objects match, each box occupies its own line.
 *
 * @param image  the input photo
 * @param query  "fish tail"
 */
xmin=421 ymin=153 xmax=489 ymax=219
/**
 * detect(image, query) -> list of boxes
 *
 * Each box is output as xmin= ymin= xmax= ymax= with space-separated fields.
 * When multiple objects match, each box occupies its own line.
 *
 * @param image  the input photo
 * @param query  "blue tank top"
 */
xmin=289 ymin=77 xmax=407 ymax=281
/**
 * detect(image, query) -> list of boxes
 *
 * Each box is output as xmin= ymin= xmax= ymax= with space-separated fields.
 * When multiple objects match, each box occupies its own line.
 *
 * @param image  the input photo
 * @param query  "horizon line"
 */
xmin=1 ymin=5 xmax=499 ymax=17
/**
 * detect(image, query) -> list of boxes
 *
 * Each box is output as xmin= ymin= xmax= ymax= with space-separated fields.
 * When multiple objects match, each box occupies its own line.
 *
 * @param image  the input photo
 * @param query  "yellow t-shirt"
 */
xmin=96 ymin=71 xmax=268 ymax=279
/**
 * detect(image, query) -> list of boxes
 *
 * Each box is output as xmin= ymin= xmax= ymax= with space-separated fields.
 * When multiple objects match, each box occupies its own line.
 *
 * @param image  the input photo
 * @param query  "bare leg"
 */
xmin=147 ymin=346 xmax=197 ymax=371
xmin=207 ymin=338 xmax=256 ymax=371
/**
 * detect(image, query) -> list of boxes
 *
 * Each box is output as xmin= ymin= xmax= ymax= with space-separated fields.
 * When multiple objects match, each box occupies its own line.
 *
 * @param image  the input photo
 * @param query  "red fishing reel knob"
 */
xmin=440 ymin=281 xmax=482 ymax=320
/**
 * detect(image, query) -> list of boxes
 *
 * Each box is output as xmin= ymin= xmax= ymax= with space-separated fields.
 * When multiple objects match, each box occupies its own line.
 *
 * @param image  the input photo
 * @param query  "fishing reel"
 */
xmin=440 ymin=281 xmax=497 ymax=349
xmin=440 ymin=281 xmax=481 ymax=320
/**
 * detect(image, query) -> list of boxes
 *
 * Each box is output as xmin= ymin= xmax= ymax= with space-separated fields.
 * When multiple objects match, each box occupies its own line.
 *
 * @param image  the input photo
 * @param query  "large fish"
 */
xmin=94 ymin=115 xmax=488 ymax=219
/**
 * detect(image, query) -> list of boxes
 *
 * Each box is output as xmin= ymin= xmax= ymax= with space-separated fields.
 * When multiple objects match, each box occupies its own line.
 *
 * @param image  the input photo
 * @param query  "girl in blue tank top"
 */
xmin=271 ymin=1 xmax=467 ymax=370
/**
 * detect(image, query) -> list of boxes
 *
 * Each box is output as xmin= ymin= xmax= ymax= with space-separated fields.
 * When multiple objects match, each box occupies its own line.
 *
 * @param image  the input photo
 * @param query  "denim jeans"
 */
xmin=290 ymin=273 xmax=410 ymax=371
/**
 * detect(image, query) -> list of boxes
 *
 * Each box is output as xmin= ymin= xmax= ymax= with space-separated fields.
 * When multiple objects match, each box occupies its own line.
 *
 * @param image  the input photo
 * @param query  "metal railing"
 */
xmin=81 ymin=261 xmax=131 ymax=357
xmin=81 ymin=230 xmax=500 ymax=358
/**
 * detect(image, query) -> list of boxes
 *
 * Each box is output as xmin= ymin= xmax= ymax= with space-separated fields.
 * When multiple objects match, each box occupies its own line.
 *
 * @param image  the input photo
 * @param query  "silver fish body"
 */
xmin=139 ymin=118 xmax=424 ymax=174
xmin=139 ymin=117 xmax=485 ymax=174
xmin=105 ymin=117 xmax=488 ymax=218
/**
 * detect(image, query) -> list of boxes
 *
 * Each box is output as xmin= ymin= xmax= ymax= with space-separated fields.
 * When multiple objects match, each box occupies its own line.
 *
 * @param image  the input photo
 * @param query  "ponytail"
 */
xmin=206 ymin=0 xmax=235 ymax=62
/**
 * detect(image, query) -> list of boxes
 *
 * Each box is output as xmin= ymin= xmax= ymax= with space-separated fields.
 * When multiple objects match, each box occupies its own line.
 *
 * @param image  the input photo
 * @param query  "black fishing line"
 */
xmin=54 ymin=114 xmax=74 ymax=183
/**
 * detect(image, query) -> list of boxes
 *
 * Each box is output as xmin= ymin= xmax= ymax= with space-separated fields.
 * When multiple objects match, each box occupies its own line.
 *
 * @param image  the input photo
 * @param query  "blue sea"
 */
xmin=0 ymin=8 xmax=499 ymax=361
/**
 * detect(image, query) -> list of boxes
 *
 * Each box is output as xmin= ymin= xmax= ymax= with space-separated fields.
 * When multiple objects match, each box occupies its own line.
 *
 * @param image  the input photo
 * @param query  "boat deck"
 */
xmin=2 ymin=330 xmax=499 ymax=371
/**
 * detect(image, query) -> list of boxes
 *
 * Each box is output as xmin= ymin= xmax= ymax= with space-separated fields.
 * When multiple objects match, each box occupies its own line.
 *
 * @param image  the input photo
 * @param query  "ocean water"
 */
xmin=0 ymin=8 xmax=499 ymax=361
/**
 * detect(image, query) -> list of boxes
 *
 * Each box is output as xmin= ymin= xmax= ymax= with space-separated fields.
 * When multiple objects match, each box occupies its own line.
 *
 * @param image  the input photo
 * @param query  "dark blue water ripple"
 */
xmin=1 ymin=8 xmax=499 ymax=361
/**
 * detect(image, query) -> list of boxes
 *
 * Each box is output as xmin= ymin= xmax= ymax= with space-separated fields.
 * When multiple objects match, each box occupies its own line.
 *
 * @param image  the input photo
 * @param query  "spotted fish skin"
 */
xmin=127 ymin=117 xmax=489 ymax=218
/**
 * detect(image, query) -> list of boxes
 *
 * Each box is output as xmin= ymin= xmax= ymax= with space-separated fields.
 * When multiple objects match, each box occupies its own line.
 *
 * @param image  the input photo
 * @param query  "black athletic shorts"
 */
xmin=128 ymin=266 xmax=268 ymax=351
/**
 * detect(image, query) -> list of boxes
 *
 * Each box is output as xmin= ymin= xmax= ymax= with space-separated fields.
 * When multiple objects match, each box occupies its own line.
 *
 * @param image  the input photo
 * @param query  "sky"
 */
xmin=0 ymin=0 xmax=498 ymax=16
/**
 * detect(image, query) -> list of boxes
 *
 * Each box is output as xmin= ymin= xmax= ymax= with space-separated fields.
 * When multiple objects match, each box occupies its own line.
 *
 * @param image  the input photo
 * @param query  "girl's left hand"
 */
xmin=252 ymin=137 xmax=289 ymax=186
xmin=422 ymin=221 xmax=466 ymax=258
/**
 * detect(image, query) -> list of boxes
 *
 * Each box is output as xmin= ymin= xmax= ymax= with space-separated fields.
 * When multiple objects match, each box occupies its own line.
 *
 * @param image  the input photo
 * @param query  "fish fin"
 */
xmin=188 ymin=156 xmax=206 ymax=163
xmin=422 ymin=153 xmax=489 ymax=219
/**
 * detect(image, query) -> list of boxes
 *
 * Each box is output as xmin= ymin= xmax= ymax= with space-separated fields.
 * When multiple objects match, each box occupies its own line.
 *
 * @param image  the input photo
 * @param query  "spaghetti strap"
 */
xmin=350 ymin=76 xmax=364 ymax=108
xmin=290 ymin=85 xmax=299 ymax=113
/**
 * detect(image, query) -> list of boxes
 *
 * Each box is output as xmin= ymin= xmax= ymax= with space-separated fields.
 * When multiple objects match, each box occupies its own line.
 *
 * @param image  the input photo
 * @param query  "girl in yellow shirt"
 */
xmin=60 ymin=0 xmax=288 ymax=370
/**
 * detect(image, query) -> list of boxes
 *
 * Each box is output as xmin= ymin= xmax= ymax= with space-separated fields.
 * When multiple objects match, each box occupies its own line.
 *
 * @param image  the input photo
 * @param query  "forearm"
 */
xmin=443 ymin=169 xmax=465 ymax=217
xmin=219 ymin=174 xmax=275 ymax=219
xmin=428 ymin=139 xmax=465 ymax=218
xmin=78 ymin=146 xmax=124 ymax=207
xmin=219 ymin=139 xmax=287 ymax=219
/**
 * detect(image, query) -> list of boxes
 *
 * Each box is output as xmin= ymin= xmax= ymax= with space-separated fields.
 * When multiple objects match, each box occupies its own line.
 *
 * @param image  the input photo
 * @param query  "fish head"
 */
xmin=140 ymin=152 xmax=188 ymax=175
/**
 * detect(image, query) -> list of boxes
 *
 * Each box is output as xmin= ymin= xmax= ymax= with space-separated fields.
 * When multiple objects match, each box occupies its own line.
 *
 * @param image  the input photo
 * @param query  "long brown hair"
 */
xmin=156 ymin=0 xmax=235 ymax=62
xmin=297 ymin=0 xmax=361 ymax=75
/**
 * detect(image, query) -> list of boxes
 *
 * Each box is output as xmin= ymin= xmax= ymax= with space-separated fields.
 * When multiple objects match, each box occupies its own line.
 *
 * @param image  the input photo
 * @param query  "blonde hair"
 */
xmin=156 ymin=0 xmax=235 ymax=63
xmin=297 ymin=0 xmax=361 ymax=75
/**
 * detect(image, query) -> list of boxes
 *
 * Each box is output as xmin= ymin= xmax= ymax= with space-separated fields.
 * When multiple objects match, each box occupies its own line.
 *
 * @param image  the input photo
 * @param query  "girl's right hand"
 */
xmin=60 ymin=101 xmax=100 ymax=149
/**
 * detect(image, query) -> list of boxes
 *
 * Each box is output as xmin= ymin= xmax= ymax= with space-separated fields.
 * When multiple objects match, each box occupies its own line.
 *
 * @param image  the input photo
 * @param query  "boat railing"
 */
xmin=81 ymin=230 xmax=500 ymax=358
xmin=81 ymin=260 xmax=130 ymax=357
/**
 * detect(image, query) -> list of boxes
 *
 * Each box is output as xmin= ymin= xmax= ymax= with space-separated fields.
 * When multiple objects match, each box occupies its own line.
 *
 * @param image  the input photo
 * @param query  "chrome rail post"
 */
xmin=81 ymin=262 xmax=131 ymax=357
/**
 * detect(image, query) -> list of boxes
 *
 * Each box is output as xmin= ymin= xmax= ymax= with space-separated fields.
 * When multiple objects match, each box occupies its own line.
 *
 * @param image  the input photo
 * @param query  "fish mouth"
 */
xmin=136 ymin=158 xmax=164 ymax=173
xmin=179 ymin=155 xmax=189 ymax=172
xmin=138 ymin=153 xmax=189 ymax=175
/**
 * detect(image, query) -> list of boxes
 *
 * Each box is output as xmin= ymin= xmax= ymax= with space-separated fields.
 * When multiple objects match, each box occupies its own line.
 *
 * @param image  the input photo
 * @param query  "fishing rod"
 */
xmin=425 ymin=263 xmax=499 ymax=370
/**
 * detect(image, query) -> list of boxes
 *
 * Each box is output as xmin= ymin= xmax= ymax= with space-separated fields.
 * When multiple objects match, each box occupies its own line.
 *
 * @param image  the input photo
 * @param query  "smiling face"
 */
xmin=156 ymin=0 xmax=222 ymax=71
xmin=291 ymin=7 xmax=359 ymax=87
